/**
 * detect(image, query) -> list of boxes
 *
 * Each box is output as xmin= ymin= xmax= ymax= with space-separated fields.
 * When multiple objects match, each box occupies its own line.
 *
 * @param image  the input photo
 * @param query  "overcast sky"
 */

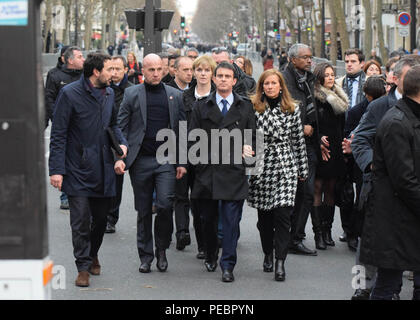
xmin=177 ymin=0 xmax=198 ymax=17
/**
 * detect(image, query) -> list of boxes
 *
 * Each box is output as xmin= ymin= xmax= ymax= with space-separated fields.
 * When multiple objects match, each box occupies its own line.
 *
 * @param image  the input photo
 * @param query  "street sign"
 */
xmin=276 ymin=34 xmax=281 ymax=40
xmin=398 ymin=12 xmax=411 ymax=26
xmin=399 ymin=25 xmax=410 ymax=37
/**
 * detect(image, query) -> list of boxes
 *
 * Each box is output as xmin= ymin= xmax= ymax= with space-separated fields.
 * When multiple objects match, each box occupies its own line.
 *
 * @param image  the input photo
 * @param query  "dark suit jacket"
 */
xmin=188 ymin=92 xmax=256 ymax=201
xmin=117 ymin=82 xmax=186 ymax=169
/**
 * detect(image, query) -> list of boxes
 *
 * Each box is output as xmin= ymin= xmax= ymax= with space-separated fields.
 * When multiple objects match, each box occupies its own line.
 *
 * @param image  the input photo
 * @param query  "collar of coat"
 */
xmin=314 ymin=83 xmax=349 ymax=115
xmin=200 ymin=91 xmax=249 ymax=128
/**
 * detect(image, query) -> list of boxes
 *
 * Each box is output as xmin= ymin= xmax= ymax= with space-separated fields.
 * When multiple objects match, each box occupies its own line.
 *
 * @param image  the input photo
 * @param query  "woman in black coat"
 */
xmin=312 ymin=63 xmax=348 ymax=250
xmin=360 ymin=66 xmax=420 ymax=300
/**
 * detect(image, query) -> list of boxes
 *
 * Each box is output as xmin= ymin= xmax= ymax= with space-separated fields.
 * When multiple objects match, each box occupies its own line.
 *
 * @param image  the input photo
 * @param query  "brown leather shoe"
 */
xmin=75 ymin=271 xmax=90 ymax=287
xmin=89 ymin=257 xmax=101 ymax=276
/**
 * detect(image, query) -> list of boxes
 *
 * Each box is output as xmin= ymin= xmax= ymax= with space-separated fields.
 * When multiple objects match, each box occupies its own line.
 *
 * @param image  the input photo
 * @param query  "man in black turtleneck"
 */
xmin=116 ymin=54 xmax=186 ymax=274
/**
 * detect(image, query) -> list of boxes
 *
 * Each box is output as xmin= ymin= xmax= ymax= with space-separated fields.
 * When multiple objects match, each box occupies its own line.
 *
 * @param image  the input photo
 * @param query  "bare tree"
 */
xmin=363 ymin=0 xmax=372 ymax=57
xmin=329 ymin=1 xmax=338 ymax=65
xmin=84 ymin=0 xmax=94 ymax=50
xmin=375 ymin=0 xmax=388 ymax=62
xmin=332 ymin=0 xmax=349 ymax=54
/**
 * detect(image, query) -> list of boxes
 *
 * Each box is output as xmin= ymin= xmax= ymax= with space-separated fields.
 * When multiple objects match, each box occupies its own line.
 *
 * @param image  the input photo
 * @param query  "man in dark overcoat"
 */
xmin=360 ymin=65 xmax=420 ymax=300
xmin=188 ymin=62 xmax=256 ymax=282
xmin=49 ymin=53 xmax=128 ymax=287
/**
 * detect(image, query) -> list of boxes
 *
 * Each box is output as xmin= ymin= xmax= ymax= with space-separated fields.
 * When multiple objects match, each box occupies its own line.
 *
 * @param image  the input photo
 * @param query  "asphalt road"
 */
xmin=44 ymin=57 xmax=414 ymax=300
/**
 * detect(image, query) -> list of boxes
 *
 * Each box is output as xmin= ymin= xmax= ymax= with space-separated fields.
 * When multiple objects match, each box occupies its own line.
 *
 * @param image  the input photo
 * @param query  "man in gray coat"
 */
xmin=116 ymin=54 xmax=187 ymax=274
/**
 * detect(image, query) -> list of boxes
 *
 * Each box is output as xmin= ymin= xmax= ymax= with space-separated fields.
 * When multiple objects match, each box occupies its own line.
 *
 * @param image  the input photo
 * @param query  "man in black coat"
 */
xmin=49 ymin=53 xmax=128 ymax=287
xmin=188 ymin=62 xmax=256 ymax=282
xmin=282 ymin=43 xmax=318 ymax=256
xmin=360 ymin=66 xmax=420 ymax=300
xmin=104 ymin=56 xmax=134 ymax=234
xmin=351 ymin=55 xmax=420 ymax=299
xmin=116 ymin=54 xmax=187 ymax=274
xmin=45 ymin=46 xmax=85 ymax=210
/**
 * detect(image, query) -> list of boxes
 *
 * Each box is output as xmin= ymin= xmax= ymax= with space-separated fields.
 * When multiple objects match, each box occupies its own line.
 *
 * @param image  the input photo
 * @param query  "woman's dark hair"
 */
xmin=313 ymin=62 xmax=335 ymax=86
xmin=83 ymin=52 xmax=112 ymax=78
xmin=363 ymin=75 xmax=386 ymax=100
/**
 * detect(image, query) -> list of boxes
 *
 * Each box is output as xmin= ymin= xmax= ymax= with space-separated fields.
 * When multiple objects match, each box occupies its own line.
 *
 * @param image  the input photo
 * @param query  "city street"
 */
xmin=44 ymin=137 xmax=414 ymax=301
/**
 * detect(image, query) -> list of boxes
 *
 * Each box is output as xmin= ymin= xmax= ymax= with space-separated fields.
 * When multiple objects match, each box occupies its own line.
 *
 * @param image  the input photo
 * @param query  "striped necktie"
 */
xmin=221 ymin=99 xmax=228 ymax=117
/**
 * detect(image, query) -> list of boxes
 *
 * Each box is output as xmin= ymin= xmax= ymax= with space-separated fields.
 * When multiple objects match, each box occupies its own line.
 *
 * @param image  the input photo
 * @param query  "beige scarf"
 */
xmin=314 ymin=84 xmax=349 ymax=115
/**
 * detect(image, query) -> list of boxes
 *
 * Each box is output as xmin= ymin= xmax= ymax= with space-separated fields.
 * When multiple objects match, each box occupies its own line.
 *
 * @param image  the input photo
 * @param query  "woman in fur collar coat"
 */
xmin=312 ymin=62 xmax=349 ymax=250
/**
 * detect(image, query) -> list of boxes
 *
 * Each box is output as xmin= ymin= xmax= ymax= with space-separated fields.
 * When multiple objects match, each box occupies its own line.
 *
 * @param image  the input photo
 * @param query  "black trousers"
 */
xmin=257 ymin=207 xmax=293 ymax=260
xmin=129 ymin=156 xmax=175 ymax=264
xmin=339 ymin=157 xmax=362 ymax=239
xmin=107 ymin=173 xmax=124 ymax=225
xmin=174 ymin=165 xmax=204 ymax=250
xmin=371 ymin=269 xmax=420 ymax=300
xmin=68 ymin=196 xmax=111 ymax=272
xmin=199 ymin=199 xmax=244 ymax=271
xmin=292 ymin=143 xmax=318 ymax=243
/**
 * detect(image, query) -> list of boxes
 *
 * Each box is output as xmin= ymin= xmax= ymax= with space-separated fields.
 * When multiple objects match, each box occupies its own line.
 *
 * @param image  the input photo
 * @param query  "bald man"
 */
xmin=117 ymin=54 xmax=187 ymax=273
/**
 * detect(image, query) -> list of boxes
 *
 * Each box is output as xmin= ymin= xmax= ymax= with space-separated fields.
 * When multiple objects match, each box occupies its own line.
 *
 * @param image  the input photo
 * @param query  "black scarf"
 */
xmin=347 ymin=70 xmax=363 ymax=80
xmin=266 ymin=95 xmax=282 ymax=109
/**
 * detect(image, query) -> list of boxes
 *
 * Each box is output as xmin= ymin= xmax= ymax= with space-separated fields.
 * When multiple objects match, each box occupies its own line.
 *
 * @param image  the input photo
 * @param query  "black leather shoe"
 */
xmin=155 ymin=250 xmax=168 ymax=272
xmin=196 ymin=250 xmax=206 ymax=260
xmin=176 ymin=231 xmax=191 ymax=251
xmin=392 ymin=293 xmax=400 ymax=300
xmin=274 ymin=259 xmax=286 ymax=281
xmin=105 ymin=222 xmax=116 ymax=234
xmin=339 ymin=232 xmax=347 ymax=242
xmin=222 ymin=269 xmax=234 ymax=282
xmin=139 ymin=263 xmax=151 ymax=273
xmin=289 ymin=242 xmax=317 ymax=256
xmin=351 ymin=289 xmax=371 ymax=300
xmin=315 ymin=232 xmax=327 ymax=250
xmin=263 ymin=253 xmax=274 ymax=272
xmin=204 ymin=259 xmax=217 ymax=272
xmin=347 ymin=237 xmax=358 ymax=252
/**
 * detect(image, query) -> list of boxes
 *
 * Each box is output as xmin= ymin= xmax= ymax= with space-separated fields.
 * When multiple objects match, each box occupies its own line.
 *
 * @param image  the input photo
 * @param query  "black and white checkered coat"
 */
xmin=248 ymin=104 xmax=309 ymax=210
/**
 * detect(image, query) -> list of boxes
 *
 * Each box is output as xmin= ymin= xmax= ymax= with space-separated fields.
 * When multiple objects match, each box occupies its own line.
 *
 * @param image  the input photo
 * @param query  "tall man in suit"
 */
xmin=116 ymin=54 xmax=187 ymax=273
xmin=188 ymin=62 xmax=256 ymax=283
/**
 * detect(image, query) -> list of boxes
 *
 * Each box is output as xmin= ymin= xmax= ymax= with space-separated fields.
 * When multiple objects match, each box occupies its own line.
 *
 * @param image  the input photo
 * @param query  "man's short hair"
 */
xmin=214 ymin=61 xmax=236 ymax=78
xmin=168 ymin=54 xmax=180 ymax=64
xmin=174 ymin=56 xmax=191 ymax=70
xmin=344 ymin=48 xmax=365 ymax=62
xmin=403 ymin=65 xmax=420 ymax=97
xmin=385 ymin=57 xmax=400 ymax=73
xmin=158 ymin=52 xmax=169 ymax=59
xmin=393 ymin=56 xmax=420 ymax=78
xmin=363 ymin=75 xmax=386 ymax=100
xmin=63 ymin=46 xmax=81 ymax=64
xmin=186 ymin=47 xmax=199 ymax=55
xmin=112 ymin=55 xmax=127 ymax=68
xmin=288 ymin=44 xmax=311 ymax=59
xmin=83 ymin=52 xmax=112 ymax=78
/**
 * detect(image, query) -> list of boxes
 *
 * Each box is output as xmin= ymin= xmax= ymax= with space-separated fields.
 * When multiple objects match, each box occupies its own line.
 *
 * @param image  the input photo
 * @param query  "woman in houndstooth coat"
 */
xmin=248 ymin=69 xmax=308 ymax=282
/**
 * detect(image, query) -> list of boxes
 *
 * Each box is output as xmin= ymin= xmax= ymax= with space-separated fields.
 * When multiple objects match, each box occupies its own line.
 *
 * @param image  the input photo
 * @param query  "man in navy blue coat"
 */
xmin=49 ymin=53 xmax=128 ymax=287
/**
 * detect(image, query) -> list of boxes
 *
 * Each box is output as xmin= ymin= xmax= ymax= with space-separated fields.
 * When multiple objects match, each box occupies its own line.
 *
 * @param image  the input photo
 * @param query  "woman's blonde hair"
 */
xmin=251 ymin=69 xmax=296 ymax=114
xmin=127 ymin=51 xmax=138 ymax=64
xmin=193 ymin=55 xmax=217 ymax=74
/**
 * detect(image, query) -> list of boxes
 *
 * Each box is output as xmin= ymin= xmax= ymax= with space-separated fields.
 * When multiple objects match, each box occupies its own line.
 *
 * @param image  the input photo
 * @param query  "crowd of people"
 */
xmin=45 ymin=43 xmax=420 ymax=300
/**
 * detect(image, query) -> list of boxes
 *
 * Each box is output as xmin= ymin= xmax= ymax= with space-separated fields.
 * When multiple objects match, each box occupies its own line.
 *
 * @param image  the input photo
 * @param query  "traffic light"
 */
xmin=228 ymin=32 xmax=233 ymax=39
xmin=273 ymin=22 xmax=279 ymax=33
xmin=173 ymin=29 xmax=178 ymax=35
xmin=185 ymin=27 xmax=189 ymax=34
xmin=186 ymin=36 xmax=190 ymax=43
xmin=180 ymin=16 xmax=185 ymax=29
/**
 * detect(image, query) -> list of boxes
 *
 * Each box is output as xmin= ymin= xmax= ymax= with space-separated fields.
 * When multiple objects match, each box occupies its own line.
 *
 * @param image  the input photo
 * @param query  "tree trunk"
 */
xmin=376 ymin=0 xmax=388 ymax=62
xmin=101 ymin=0 xmax=107 ymax=50
xmin=84 ymin=0 xmax=94 ymax=50
xmin=313 ymin=1 xmax=322 ymax=57
xmin=108 ymin=0 xmax=116 ymax=46
xmin=279 ymin=0 xmax=296 ymax=45
xmin=333 ymin=0 xmax=350 ymax=54
xmin=297 ymin=0 xmax=309 ymax=45
xmin=363 ymin=0 xmax=372 ymax=57
xmin=43 ymin=0 xmax=53 ymax=52
xmin=329 ymin=1 xmax=338 ymax=65
xmin=63 ymin=0 xmax=72 ymax=45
